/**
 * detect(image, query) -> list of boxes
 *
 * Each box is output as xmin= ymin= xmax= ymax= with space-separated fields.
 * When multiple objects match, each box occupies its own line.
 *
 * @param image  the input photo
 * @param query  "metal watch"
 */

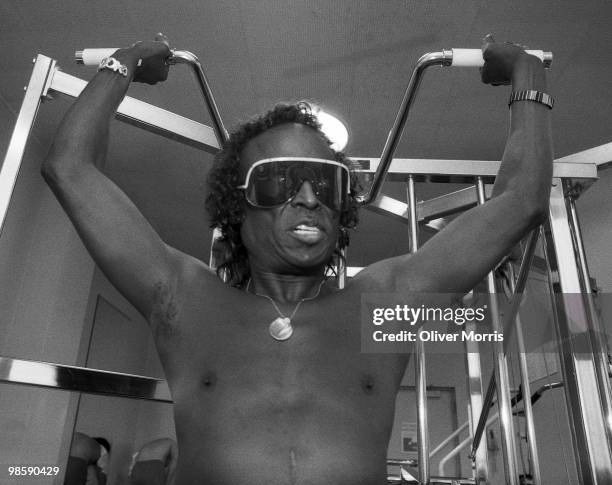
xmin=98 ymin=56 xmax=128 ymax=77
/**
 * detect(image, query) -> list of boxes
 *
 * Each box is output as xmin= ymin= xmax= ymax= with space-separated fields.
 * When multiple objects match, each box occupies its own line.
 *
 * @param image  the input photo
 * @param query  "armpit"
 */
xmin=150 ymin=281 xmax=181 ymax=339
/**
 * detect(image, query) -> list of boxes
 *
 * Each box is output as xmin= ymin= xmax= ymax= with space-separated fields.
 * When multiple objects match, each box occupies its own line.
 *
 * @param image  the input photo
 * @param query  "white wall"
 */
xmin=0 ymin=101 xmax=95 ymax=483
xmin=578 ymin=168 xmax=612 ymax=292
xmin=73 ymin=273 xmax=176 ymax=485
xmin=577 ymin=168 xmax=612 ymax=345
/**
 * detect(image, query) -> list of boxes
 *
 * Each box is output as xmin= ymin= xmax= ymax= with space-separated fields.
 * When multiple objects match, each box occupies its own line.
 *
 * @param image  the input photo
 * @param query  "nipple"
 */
xmin=201 ymin=371 xmax=217 ymax=390
xmin=361 ymin=374 xmax=375 ymax=395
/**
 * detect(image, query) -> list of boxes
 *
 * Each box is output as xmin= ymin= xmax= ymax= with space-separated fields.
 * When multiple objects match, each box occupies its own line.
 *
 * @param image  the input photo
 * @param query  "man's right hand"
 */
xmin=113 ymin=34 xmax=172 ymax=85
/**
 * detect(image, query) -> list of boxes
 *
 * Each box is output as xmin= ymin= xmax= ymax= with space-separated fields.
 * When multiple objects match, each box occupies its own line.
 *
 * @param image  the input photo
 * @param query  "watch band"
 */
xmin=508 ymin=90 xmax=554 ymax=109
xmin=98 ymin=57 xmax=128 ymax=77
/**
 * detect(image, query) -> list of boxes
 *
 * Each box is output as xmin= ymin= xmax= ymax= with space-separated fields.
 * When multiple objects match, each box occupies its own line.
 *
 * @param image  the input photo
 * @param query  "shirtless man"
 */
xmin=43 ymin=34 xmax=552 ymax=484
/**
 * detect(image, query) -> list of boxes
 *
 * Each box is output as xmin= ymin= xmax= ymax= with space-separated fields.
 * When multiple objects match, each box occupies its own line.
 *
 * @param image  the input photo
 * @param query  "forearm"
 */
xmin=42 ymin=48 xmax=140 ymax=175
xmin=491 ymin=55 xmax=553 ymax=219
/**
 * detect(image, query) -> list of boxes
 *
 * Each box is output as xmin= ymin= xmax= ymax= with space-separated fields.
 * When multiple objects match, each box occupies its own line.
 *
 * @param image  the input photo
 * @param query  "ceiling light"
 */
xmin=312 ymin=107 xmax=349 ymax=151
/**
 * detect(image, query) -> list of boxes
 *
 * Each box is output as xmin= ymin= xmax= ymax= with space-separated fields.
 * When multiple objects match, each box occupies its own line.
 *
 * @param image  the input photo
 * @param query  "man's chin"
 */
xmin=283 ymin=249 xmax=335 ymax=273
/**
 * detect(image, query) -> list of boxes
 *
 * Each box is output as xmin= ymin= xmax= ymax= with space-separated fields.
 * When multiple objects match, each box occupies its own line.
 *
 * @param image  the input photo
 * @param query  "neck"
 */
xmin=247 ymin=269 xmax=327 ymax=304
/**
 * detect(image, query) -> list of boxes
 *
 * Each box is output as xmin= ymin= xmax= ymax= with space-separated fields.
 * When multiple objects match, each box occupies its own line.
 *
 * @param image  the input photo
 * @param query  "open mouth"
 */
xmin=291 ymin=224 xmax=324 ymax=243
xmin=294 ymin=224 xmax=321 ymax=234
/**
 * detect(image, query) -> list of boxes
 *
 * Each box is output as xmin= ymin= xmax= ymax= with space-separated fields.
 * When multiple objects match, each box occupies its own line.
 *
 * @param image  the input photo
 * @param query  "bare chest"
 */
xmin=152 ymin=290 xmax=408 ymax=404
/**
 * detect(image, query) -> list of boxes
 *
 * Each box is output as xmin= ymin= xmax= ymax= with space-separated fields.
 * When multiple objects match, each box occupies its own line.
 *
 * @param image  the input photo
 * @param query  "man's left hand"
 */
xmin=480 ymin=34 xmax=535 ymax=86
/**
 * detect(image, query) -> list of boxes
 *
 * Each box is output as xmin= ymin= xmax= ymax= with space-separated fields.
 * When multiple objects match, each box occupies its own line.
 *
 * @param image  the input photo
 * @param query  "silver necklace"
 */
xmin=246 ymin=279 xmax=326 ymax=341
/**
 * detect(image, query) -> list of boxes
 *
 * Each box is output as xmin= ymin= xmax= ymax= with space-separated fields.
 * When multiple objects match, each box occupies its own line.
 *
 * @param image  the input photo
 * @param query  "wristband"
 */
xmin=508 ymin=90 xmax=554 ymax=109
xmin=98 ymin=56 xmax=128 ymax=77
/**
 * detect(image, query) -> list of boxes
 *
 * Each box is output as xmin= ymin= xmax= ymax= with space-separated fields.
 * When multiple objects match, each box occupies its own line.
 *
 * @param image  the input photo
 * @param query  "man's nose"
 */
xmin=291 ymin=180 xmax=320 ymax=209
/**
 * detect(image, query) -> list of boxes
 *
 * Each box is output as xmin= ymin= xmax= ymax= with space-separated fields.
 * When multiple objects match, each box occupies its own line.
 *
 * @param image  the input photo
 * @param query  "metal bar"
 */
xmin=357 ymin=51 xmax=452 ymax=205
xmin=325 ymin=266 xmax=363 ymax=278
xmin=469 ymin=373 xmax=496 ymax=460
xmin=501 ymin=230 xmax=540 ymax=354
xmin=0 ymin=356 xmax=172 ymax=402
xmin=364 ymin=194 xmax=412 ymax=224
xmin=364 ymin=182 xmax=553 ymax=229
xmin=417 ymin=185 xmax=493 ymax=222
xmin=567 ymin=192 xmax=612 ymax=453
xmin=337 ymin=246 xmax=347 ymax=289
xmin=74 ymin=48 xmax=228 ymax=145
xmin=444 ymin=379 xmax=566 ymax=474
xmin=43 ymin=63 xmax=602 ymax=183
xmin=0 ymin=55 xmax=56 ymax=238
xmin=506 ymin=263 xmax=542 ymax=485
xmin=352 ymin=157 xmax=597 ymax=182
xmin=429 ymin=420 xmax=469 ymax=458
xmin=542 ymin=179 xmax=612 ymax=483
xmin=555 ymin=140 xmax=612 ymax=168
xmin=462 ymin=293 xmax=489 ymax=482
xmin=387 ymin=458 xmax=418 ymax=467
xmin=407 ymin=176 xmax=419 ymax=253
xmin=48 ymin=70 xmax=219 ymax=153
xmin=440 ymin=412 xmax=499 ymax=477
xmin=169 ymin=50 xmax=229 ymax=144
xmin=362 ymin=157 xmax=596 ymax=226
xmin=469 ymin=228 xmax=539 ymax=458
xmin=476 ymin=177 xmax=520 ymax=484
xmin=18 ymin=64 xmax=601 ymax=182
xmin=407 ymin=176 xmax=430 ymax=485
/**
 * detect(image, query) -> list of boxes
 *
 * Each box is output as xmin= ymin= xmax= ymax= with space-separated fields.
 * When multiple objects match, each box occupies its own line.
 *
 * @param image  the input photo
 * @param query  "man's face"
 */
xmin=239 ymin=123 xmax=341 ymax=275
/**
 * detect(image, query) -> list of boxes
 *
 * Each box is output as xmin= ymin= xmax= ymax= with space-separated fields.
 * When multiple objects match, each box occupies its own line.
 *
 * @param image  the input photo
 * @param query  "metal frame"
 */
xmin=462 ymin=291 xmax=489 ymax=483
xmin=0 ymin=356 xmax=172 ymax=402
xmin=406 ymin=175 xmax=431 ymax=484
xmin=476 ymin=178 xmax=520 ymax=484
xmin=0 ymin=55 xmax=56 ymax=237
xmin=2 ymin=54 xmax=611 ymax=484
xmin=49 ymin=68 xmax=220 ymax=152
xmin=504 ymin=263 xmax=542 ymax=485
xmin=540 ymin=181 xmax=612 ymax=483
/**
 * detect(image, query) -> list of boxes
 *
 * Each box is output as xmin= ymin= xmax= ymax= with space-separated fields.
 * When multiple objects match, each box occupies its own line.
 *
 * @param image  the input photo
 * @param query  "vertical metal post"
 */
xmin=476 ymin=177 xmax=520 ymax=484
xmin=0 ymin=55 xmax=56 ymax=238
xmin=463 ymin=292 xmax=489 ymax=483
xmin=407 ymin=175 xmax=430 ymax=484
xmin=506 ymin=263 xmax=542 ymax=485
xmin=567 ymin=193 xmax=612 ymax=451
xmin=337 ymin=246 xmax=347 ymax=289
xmin=542 ymin=180 xmax=612 ymax=483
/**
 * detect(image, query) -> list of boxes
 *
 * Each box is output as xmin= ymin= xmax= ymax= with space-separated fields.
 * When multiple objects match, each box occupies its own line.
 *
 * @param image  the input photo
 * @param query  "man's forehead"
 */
xmin=240 ymin=123 xmax=334 ymax=168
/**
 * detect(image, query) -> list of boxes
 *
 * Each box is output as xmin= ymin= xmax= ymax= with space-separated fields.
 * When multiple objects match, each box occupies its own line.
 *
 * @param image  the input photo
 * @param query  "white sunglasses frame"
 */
xmin=237 ymin=157 xmax=351 ymax=209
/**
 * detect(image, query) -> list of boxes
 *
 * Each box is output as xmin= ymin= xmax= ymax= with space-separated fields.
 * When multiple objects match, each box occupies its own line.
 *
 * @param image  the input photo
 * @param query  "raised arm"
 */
xmin=42 ymin=36 xmax=188 ymax=318
xmin=360 ymin=36 xmax=553 ymax=294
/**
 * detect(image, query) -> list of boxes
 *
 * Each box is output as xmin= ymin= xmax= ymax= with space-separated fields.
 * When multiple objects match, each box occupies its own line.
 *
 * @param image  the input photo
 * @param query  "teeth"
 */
xmin=295 ymin=225 xmax=319 ymax=232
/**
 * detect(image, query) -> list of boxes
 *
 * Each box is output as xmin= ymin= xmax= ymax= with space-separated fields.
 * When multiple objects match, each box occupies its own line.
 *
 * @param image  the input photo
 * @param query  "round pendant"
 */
xmin=269 ymin=317 xmax=293 ymax=341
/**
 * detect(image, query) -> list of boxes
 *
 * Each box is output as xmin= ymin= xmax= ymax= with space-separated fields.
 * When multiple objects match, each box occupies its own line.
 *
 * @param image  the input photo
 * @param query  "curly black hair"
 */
xmin=205 ymin=102 xmax=361 ymax=288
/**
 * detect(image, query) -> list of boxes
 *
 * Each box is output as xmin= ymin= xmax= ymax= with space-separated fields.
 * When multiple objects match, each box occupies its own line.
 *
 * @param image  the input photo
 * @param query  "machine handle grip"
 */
xmin=451 ymin=48 xmax=552 ymax=68
xmin=75 ymin=48 xmax=120 ymax=65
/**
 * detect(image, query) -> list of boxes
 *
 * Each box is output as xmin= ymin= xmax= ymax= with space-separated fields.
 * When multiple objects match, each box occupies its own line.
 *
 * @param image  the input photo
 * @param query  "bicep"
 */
xmin=367 ymin=194 xmax=537 ymax=294
xmin=43 ymin=164 xmax=179 ymax=317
